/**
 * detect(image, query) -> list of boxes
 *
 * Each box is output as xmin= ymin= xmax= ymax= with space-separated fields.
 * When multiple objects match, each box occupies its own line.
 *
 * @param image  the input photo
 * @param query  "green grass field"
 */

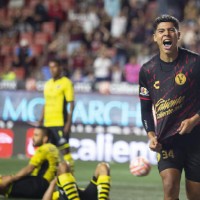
xmin=0 ymin=158 xmax=186 ymax=200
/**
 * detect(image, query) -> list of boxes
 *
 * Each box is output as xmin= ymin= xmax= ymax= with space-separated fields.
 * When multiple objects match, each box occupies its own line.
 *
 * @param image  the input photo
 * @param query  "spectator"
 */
xmin=67 ymin=21 xmax=84 ymax=55
xmin=33 ymin=0 xmax=49 ymax=31
xmin=82 ymin=5 xmax=100 ymax=34
xmin=167 ymin=0 xmax=188 ymax=21
xmin=82 ymin=70 xmax=95 ymax=84
xmin=104 ymin=0 xmax=121 ymax=18
xmin=47 ymin=22 xmax=70 ymax=60
xmin=71 ymin=68 xmax=84 ymax=83
xmin=0 ymin=60 xmax=16 ymax=81
xmin=12 ymin=7 xmax=35 ymax=33
xmin=68 ymin=4 xmax=100 ymax=35
xmin=0 ymin=0 xmax=199 ymax=85
xmin=111 ymin=63 xmax=123 ymax=83
xmin=12 ymin=39 xmax=34 ymax=79
xmin=89 ymin=26 xmax=110 ymax=57
xmin=124 ymin=55 xmax=141 ymax=84
xmin=111 ymin=7 xmax=128 ymax=38
xmin=127 ymin=18 xmax=145 ymax=52
xmin=0 ymin=0 xmax=8 ymax=8
xmin=47 ymin=0 xmax=65 ymax=32
xmin=93 ymin=46 xmax=112 ymax=83
xmin=69 ymin=44 xmax=88 ymax=76
xmin=111 ymin=37 xmax=128 ymax=69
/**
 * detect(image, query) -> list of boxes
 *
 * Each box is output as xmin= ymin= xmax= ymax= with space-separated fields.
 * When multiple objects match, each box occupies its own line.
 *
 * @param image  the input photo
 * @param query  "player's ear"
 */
xmin=178 ymin=31 xmax=181 ymax=40
xmin=153 ymin=33 xmax=157 ymax=42
xmin=43 ymin=135 xmax=48 ymax=143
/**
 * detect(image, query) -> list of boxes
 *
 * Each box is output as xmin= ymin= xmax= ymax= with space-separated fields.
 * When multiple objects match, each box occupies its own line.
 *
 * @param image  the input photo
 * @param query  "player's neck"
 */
xmin=53 ymin=75 xmax=62 ymax=81
xmin=160 ymin=49 xmax=179 ymax=63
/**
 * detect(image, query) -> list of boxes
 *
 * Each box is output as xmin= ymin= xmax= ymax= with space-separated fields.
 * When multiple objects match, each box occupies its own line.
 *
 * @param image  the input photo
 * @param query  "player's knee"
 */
xmin=95 ymin=162 xmax=110 ymax=176
xmin=186 ymin=181 xmax=200 ymax=200
xmin=57 ymin=161 xmax=71 ymax=175
xmin=161 ymin=169 xmax=180 ymax=198
xmin=162 ymin=178 xmax=179 ymax=198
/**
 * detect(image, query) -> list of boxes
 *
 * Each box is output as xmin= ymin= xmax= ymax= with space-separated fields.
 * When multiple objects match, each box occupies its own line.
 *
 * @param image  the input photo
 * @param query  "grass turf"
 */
xmin=0 ymin=158 xmax=186 ymax=200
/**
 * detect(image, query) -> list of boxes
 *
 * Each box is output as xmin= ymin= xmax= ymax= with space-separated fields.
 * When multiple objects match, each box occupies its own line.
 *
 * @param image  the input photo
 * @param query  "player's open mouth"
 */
xmin=163 ymin=40 xmax=172 ymax=50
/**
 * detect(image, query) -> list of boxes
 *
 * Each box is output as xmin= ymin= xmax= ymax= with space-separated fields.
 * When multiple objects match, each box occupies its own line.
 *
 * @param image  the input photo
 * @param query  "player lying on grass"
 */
xmin=42 ymin=161 xmax=111 ymax=200
xmin=0 ymin=126 xmax=60 ymax=199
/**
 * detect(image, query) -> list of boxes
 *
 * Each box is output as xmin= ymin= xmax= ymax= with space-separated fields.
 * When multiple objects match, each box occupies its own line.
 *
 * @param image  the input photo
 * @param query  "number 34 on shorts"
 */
xmin=157 ymin=149 xmax=175 ymax=162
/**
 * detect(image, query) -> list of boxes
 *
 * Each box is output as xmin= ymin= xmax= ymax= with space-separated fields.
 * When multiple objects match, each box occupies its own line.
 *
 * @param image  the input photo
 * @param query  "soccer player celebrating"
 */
xmin=0 ymin=126 xmax=60 ymax=199
xmin=39 ymin=59 xmax=75 ymax=171
xmin=139 ymin=15 xmax=200 ymax=200
xmin=42 ymin=161 xmax=111 ymax=200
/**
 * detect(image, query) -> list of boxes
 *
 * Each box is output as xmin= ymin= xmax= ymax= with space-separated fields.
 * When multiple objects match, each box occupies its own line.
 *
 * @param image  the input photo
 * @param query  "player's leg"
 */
xmin=56 ymin=161 xmax=80 ymax=200
xmin=95 ymin=162 xmax=111 ymax=200
xmin=184 ymin=130 xmax=200 ymax=200
xmin=80 ymin=162 xmax=111 ymax=200
xmin=157 ymin=135 xmax=184 ymax=200
xmin=186 ymin=181 xmax=200 ymax=200
xmin=52 ymin=127 xmax=74 ymax=172
xmin=2 ymin=176 xmax=49 ymax=198
xmin=60 ymin=145 xmax=74 ymax=173
xmin=160 ymin=168 xmax=181 ymax=200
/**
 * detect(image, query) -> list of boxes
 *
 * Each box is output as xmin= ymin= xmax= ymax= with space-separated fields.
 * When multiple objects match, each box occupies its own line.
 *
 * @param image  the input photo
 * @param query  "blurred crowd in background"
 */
xmin=0 ymin=0 xmax=200 ymax=86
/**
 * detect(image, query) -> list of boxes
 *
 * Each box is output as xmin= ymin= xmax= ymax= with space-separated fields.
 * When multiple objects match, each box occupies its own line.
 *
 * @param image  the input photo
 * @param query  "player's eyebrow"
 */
xmin=157 ymin=27 xmax=176 ymax=31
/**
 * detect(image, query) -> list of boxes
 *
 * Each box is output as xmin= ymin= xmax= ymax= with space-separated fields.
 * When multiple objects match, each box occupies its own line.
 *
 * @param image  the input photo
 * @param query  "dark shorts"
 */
xmin=9 ymin=176 xmax=49 ymax=198
xmin=78 ymin=176 xmax=98 ymax=200
xmin=48 ymin=126 xmax=69 ymax=147
xmin=58 ymin=176 xmax=98 ymax=200
xmin=157 ymin=128 xmax=200 ymax=182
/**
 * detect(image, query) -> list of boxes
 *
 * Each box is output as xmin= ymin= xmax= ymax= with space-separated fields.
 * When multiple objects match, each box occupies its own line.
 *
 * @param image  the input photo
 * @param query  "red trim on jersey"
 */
xmin=140 ymin=97 xmax=151 ymax=100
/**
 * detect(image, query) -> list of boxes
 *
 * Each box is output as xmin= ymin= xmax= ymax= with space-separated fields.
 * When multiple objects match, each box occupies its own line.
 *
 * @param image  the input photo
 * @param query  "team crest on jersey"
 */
xmin=157 ymin=153 xmax=161 ymax=162
xmin=153 ymin=81 xmax=160 ymax=89
xmin=140 ymin=87 xmax=149 ymax=96
xmin=175 ymin=73 xmax=186 ymax=85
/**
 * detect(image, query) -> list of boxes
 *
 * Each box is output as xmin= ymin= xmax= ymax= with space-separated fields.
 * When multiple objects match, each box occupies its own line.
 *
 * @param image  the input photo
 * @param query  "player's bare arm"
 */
xmin=0 ymin=164 xmax=35 ymax=188
xmin=11 ymin=164 xmax=35 ymax=182
xmin=63 ymin=101 xmax=74 ymax=136
xmin=177 ymin=113 xmax=200 ymax=135
xmin=38 ymin=106 xmax=44 ymax=126
xmin=42 ymin=178 xmax=57 ymax=200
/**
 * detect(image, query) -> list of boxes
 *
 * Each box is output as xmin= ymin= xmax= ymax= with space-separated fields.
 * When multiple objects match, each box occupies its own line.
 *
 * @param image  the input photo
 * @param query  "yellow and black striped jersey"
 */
xmin=29 ymin=143 xmax=60 ymax=182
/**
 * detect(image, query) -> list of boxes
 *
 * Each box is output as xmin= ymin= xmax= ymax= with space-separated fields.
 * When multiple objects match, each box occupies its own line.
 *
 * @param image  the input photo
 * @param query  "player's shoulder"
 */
xmin=45 ymin=142 xmax=57 ymax=148
xmin=179 ymin=47 xmax=200 ymax=59
xmin=45 ymin=78 xmax=54 ymax=86
xmin=60 ymin=76 xmax=73 ymax=84
xmin=41 ymin=143 xmax=59 ymax=152
xmin=141 ymin=53 xmax=159 ymax=70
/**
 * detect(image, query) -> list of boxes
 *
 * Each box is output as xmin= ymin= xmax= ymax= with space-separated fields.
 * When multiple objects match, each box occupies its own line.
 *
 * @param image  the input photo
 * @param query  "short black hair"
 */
xmin=49 ymin=58 xmax=61 ymax=67
xmin=153 ymin=15 xmax=180 ymax=32
xmin=36 ymin=126 xmax=51 ymax=138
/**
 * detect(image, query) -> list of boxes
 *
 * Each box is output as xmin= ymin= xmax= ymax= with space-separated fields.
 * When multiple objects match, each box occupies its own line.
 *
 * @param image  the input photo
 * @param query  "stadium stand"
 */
xmin=0 ymin=0 xmax=200 ymax=90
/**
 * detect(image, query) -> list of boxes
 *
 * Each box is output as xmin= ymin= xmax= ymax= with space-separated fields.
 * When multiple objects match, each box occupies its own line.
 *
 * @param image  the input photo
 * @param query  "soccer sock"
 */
xmin=97 ymin=175 xmax=111 ymax=200
xmin=0 ymin=176 xmax=2 ymax=187
xmin=57 ymin=173 xmax=80 ymax=200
